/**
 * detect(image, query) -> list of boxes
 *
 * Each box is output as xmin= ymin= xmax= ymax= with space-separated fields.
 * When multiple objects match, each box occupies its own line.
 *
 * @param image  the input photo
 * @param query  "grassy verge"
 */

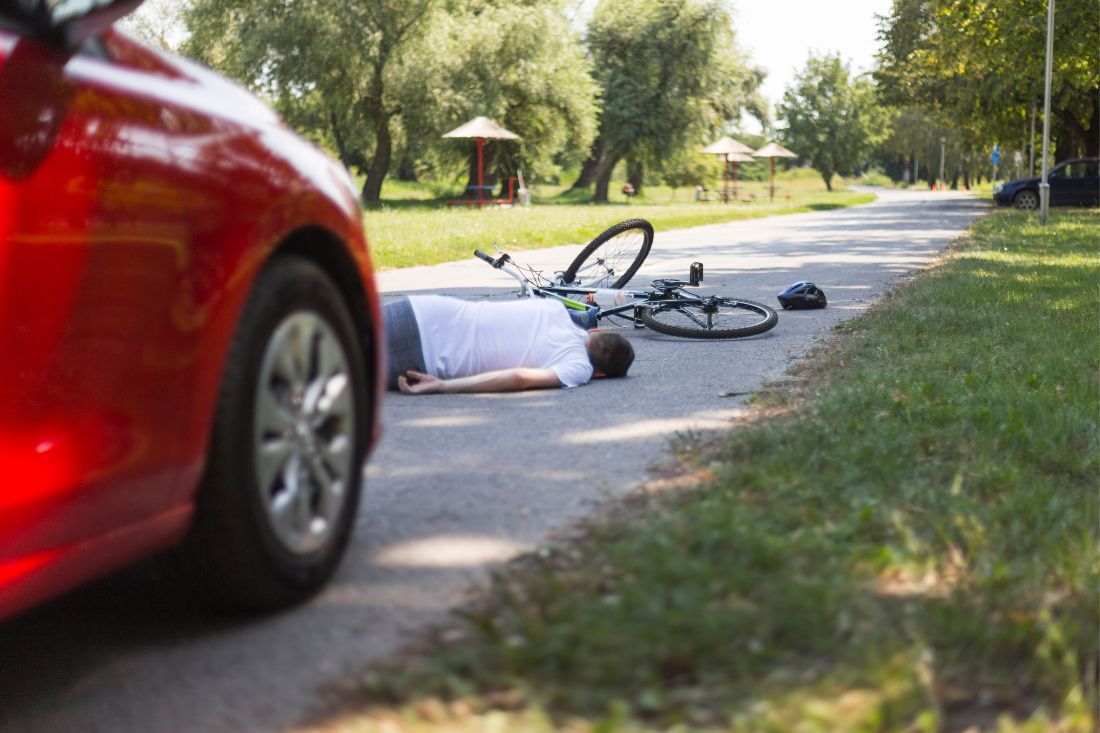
xmin=364 ymin=176 xmax=874 ymax=270
xmin=327 ymin=210 xmax=1098 ymax=732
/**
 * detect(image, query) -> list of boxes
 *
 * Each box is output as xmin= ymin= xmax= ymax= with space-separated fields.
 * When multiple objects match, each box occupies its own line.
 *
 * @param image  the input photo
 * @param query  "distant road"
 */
xmin=0 ymin=189 xmax=986 ymax=733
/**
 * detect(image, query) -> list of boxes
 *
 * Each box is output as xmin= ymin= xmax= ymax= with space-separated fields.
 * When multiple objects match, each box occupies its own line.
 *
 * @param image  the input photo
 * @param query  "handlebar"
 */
xmin=473 ymin=249 xmax=512 ymax=269
xmin=472 ymin=248 xmax=530 ymax=296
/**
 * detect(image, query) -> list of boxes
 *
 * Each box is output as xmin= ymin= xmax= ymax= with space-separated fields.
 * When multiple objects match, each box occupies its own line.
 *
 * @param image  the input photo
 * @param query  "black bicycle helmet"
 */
xmin=777 ymin=281 xmax=827 ymax=310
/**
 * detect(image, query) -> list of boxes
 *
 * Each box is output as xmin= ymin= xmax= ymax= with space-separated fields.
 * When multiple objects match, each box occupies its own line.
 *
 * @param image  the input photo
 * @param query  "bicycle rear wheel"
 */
xmin=562 ymin=219 xmax=653 ymax=289
xmin=641 ymin=297 xmax=778 ymax=339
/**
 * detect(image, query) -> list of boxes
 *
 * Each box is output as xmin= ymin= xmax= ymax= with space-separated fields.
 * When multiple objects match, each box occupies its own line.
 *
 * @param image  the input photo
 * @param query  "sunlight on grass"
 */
xmin=364 ymin=175 xmax=874 ymax=270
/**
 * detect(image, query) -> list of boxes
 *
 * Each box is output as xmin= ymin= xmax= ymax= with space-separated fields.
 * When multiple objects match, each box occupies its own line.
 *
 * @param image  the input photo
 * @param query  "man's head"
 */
xmin=585 ymin=332 xmax=634 ymax=378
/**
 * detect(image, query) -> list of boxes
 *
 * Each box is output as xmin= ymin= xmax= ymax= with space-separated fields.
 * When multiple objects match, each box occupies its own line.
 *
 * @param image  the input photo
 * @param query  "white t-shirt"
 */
xmin=408 ymin=296 xmax=594 ymax=388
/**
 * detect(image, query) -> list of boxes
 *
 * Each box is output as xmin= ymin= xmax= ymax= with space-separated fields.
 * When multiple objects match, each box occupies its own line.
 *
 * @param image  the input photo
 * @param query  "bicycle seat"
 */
xmin=650 ymin=279 xmax=691 ymax=289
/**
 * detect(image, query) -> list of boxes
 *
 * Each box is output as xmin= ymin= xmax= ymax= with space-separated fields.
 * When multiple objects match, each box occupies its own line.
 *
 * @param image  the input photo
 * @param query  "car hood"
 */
xmin=108 ymin=30 xmax=361 ymax=210
xmin=115 ymin=30 xmax=281 ymax=129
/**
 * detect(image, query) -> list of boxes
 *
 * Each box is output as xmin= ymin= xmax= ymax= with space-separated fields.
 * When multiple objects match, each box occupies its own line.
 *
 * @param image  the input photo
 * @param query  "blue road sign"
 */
xmin=991 ymin=145 xmax=1001 ymax=165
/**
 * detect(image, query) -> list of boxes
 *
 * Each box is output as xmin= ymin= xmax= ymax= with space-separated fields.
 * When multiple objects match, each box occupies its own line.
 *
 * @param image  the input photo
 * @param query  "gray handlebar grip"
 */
xmin=474 ymin=249 xmax=495 ymax=264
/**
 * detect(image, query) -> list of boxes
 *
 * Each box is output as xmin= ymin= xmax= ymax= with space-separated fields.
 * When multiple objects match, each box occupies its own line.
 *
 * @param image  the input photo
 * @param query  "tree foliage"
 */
xmin=118 ymin=0 xmax=187 ymax=51
xmin=875 ymin=0 xmax=1100 ymax=159
xmin=409 ymin=1 xmax=599 ymax=193
xmin=181 ymin=0 xmax=597 ymax=202
xmin=574 ymin=0 xmax=763 ymax=201
xmin=872 ymin=106 xmax=1000 ymax=189
xmin=183 ymin=0 xmax=438 ymax=201
xmin=777 ymin=54 xmax=888 ymax=190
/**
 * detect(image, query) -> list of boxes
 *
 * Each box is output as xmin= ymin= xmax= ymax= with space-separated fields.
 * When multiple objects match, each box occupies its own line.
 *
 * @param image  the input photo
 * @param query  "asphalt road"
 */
xmin=0 ymin=189 xmax=986 ymax=733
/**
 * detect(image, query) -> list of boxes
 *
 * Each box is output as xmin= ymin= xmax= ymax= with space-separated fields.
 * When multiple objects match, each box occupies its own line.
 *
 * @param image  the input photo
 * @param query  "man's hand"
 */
xmin=398 ymin=370 xmax=443 ymax=394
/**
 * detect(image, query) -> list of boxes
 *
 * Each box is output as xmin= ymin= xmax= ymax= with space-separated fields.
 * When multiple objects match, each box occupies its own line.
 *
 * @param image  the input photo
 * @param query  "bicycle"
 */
xmin=474 ymin=219 xmax=779 ymax=340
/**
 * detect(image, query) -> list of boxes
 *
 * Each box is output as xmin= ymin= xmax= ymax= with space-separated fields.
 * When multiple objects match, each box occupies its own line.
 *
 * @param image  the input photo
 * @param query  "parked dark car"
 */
xmin=993 ymin=158 xmax=1100 ymax=210
xmin=1 ymin=0 xmax=384 ymax=620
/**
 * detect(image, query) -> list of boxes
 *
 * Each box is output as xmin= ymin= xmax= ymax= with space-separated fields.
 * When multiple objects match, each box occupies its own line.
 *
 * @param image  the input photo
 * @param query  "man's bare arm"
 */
xmin=398 ymin=368 xmax=562 ymax=394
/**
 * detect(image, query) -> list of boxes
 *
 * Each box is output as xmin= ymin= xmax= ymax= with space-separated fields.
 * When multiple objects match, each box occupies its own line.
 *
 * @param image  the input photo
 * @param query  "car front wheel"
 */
xmin=173 ymin=255 xmax=369 ymax=611
xmin=1013 ymin=189 xmax=1039 ymax=211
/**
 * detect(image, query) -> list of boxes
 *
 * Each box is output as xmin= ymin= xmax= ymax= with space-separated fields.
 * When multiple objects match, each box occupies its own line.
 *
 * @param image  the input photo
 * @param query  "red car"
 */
xmin=0 ymin=1 xmax=384 ymax=620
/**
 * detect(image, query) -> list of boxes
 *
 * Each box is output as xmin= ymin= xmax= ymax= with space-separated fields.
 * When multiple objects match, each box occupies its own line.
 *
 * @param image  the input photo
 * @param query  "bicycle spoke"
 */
xmin=564 ymin=220 xmax=653 ymax=289
xmin=679 ymin=307 xmax=710 ymax=329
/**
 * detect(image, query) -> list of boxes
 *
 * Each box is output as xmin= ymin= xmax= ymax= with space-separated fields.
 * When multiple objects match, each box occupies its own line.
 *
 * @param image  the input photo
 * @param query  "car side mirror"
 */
xmin=19 ymin=0 xmax=144 ymax=48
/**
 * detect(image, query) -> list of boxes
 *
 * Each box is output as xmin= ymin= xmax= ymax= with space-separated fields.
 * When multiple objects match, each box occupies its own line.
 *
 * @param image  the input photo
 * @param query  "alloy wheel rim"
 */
xmin=253 ymin=312 xmax=355 ymax=555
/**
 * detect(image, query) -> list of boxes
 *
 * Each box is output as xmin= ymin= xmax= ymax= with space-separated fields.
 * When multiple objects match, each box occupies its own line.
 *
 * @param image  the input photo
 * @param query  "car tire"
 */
xmin=1013 ymin=189 xmax=1039 ymax=211
xmin=171 ymin=255 xmax=369 ymax=612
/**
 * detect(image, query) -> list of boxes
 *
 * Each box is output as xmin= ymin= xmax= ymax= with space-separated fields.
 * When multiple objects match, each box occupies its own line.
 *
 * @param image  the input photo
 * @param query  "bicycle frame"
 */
xmin=475 ymin=245 xmax=778 ymax=339
xmin=485 ymin=253 xmax=715 ymax=329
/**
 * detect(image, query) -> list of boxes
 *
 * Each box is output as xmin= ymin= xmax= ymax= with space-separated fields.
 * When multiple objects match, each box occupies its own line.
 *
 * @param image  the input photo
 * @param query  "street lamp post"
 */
xmin=939 ymin=137 xmax=946 ymax=190
xmin=1039 ymin=0 xmax=1055 ymax=224
xmin=1029 ymin=100 xmax=1037 ymax=176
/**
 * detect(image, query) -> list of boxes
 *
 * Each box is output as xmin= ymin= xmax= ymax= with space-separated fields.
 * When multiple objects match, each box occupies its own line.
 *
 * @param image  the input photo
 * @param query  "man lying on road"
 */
xmin=383 ymin=295 xmax=634 ymax=394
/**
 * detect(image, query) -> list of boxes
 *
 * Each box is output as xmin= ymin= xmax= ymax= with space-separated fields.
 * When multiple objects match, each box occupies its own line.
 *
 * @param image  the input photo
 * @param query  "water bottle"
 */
xmin=588 ymin=289 xmax=631 ymax=306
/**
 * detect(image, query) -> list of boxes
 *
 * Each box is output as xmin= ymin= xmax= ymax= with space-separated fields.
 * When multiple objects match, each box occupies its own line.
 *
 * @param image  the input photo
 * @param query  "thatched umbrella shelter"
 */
xmin=442 ymin=116 xmax=520 ymax=208
xmin=702 ymin=137 xmax=755 ymax=200
xmin=752 ymin=142 xmax=798 ymax=202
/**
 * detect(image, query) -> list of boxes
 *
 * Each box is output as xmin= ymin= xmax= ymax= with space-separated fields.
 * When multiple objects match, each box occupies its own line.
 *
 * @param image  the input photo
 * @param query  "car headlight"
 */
xmin=994 ymin=184 xmax=1004 ymax=194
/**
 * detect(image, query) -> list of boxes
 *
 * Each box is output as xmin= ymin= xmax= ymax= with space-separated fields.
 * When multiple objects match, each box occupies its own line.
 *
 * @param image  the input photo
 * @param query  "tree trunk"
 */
xmin=1057 ymin=100 xmax=1099 ymax=158
xmin=1082 ymin=92 xmax=1100 ymax=158
xmin=497 ymin=172 xmax=515 ymax=199
xmin=593 ymin=150 xmax=624 ymax=203
xmin=329 ymin=111 xmax=352 ymax=171
xmin=627 ymin=161 xmax=644 ymax=196
xmin=361 ymin=115 xmax=392 ymax=203
xmin=821 ymin=170 xmax=833 ymax=191
xmin=397 ymin=153 xmax=417 ymax=182
xmin=569 ymin=138 xmax=604 ymax=191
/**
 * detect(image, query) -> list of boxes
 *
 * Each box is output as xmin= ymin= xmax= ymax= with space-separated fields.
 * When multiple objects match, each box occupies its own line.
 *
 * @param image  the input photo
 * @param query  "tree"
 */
xmin=118 ymin=0 xmax=187 ymax=51
xmin=182 ymin=0 xmax=596 ymax=203
xmin=406 ymin=0 xmax=599 ymax=195
xmin=777 ymin=54 xmax=888 ymax=191
xmin=572 ymin=0 xmax=761 ymax=202
xmin=183 ymin=0 xmax=437 ymax=202
xmin=871 ymin=106 xmax=992 ymax=189
xmin=876 ymin=0 xmax=1100 ymax=159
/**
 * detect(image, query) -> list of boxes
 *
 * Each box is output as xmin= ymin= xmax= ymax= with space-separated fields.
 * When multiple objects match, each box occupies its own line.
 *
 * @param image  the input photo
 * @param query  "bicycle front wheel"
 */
xmin=641 ymin=297 xmax=778 ymax=339
xmin=562 ymin=219 xmax=653 ymax=289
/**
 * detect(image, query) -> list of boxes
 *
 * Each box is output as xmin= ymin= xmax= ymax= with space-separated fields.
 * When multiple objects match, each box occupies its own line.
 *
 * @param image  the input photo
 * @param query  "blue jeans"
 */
xmin=566 ymin=305 xmax=599 ymax=330
xmin=381 ymin=298 xmax=426 ymax=390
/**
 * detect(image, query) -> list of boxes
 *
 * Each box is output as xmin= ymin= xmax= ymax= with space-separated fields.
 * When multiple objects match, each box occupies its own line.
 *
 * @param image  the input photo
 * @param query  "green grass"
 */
xmin=327 ymin=210 xmax=1098 ymax=733
xmin=853 ymin=167 xmax=906 ymax=187
xmin=365 ymin=175 xmax=874 ymax=270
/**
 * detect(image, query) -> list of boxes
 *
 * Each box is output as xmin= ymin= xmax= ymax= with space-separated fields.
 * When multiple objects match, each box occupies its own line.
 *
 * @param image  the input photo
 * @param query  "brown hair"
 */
xmin=586 ymin=332 xmax=634 ymax=378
